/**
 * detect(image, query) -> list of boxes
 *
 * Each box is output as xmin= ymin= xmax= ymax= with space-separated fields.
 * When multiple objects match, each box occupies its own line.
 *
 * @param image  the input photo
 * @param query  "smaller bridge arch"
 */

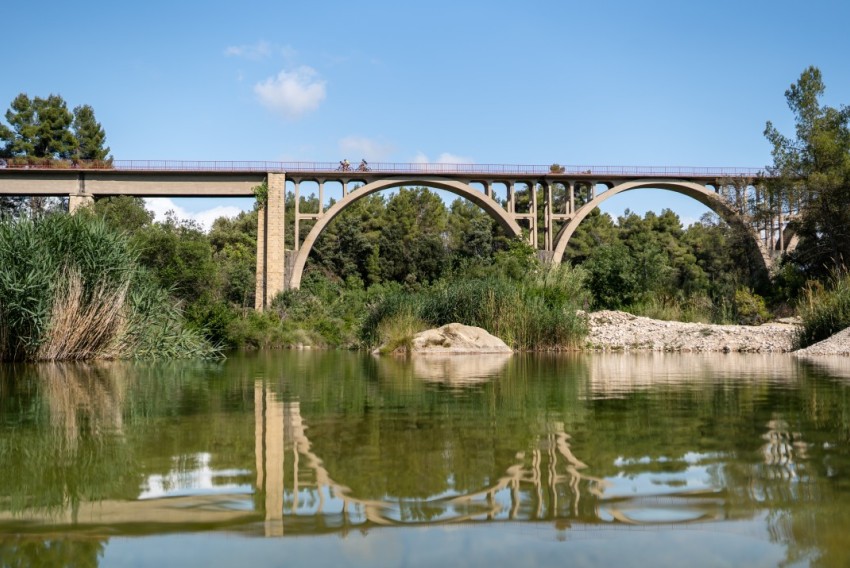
xmin=287 ymin=177 xmax=524 ymax=289
xmin=551 ymin=179 xmax=773 ymax=272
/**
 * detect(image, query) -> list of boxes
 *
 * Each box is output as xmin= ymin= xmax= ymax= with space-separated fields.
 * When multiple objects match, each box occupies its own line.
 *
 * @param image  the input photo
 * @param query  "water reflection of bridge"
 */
xmin=254 ymin=381 xmax=731 ymax=536
xmin=2 ymin=356 xmax=817 ymax=536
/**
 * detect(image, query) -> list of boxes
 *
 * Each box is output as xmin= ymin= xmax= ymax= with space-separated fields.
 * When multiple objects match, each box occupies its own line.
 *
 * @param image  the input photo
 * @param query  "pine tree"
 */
xmin=31 ymin=95 xmax=76 ymax=158
xmin=765 ymin=67 xmax=850 ymax=277
xmin=72 ymin=104 xmax=110 ymax=161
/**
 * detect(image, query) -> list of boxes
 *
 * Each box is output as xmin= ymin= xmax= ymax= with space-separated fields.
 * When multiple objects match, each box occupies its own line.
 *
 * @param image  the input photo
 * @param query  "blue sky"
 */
xmin=3 ymin=0 xmax=849 ymax=228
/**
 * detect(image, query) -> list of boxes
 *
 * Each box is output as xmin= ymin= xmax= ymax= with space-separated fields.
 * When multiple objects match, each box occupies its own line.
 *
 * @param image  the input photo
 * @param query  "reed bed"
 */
xmin=362 ymin=263 xmax=591 ymax=351
xmin=797 ymin=271 xmax=850 ymax=348
xmin=0 ymin=214 xmax=218 ymax=361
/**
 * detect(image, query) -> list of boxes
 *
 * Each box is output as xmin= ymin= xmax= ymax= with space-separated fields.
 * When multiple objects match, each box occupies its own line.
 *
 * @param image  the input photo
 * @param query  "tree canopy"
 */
xmin=0 ymin=93 xmax=110 ymax=161
xmin=765 ymin=66 xmax=850 ymax=278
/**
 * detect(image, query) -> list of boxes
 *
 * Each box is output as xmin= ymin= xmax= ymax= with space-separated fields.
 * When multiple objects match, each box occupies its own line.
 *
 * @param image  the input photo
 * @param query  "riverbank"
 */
xmin=793 ymin=326 xmax=850 ymax=356
xmin=584 ymin=310 xmax=799 ymax=353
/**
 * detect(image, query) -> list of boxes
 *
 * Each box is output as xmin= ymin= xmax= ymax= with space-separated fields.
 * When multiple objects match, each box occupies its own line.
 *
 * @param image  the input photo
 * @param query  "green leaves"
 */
xmin=767 ymin=67 xmax=850 ymax=278
xmin=0 ymin=214 xmax=218 ymax=361
xmin=0 ymin=93 xmax=110 ymax=162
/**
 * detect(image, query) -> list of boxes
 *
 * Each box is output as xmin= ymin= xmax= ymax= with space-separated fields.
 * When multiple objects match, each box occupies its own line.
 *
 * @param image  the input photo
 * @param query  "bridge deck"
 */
xmin=0 ymin=160 xmax=768 ymax=197
xmin=0 ymin=159 xmax=765 ymax=176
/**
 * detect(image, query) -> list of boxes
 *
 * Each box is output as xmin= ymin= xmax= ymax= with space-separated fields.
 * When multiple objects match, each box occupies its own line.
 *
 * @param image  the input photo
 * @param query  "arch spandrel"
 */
xmin=550 ymin=179 xmax=773 ymax=272
xmin=288 ymin=177 xmax=524 ymax=289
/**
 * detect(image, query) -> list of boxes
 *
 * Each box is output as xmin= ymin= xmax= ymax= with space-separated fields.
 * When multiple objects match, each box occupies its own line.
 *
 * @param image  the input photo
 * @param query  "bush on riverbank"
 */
xmin=0 ymin=214 xmax=219 ymax=361
xmin=797 ymin=272 xmax=850 ymax=348
xmin=361 ymin=263 xmax=591 ymax=351
xmin=217 ymin=272 xmax=374 ymax=350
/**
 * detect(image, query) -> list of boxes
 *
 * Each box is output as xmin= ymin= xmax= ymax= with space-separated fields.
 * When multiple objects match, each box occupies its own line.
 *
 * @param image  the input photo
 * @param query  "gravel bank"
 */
xmin=585 ymin=310 xmax=798 ymax=353
xmin=793 ymin=326 xmax=850 ymax=357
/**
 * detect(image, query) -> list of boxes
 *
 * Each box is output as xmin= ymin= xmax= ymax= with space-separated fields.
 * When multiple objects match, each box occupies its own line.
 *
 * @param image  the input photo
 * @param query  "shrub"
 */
xmin=733 ymin=288 xmax=770 ymax=325
xmin=797 ymin=273 xmax=850 ymax=348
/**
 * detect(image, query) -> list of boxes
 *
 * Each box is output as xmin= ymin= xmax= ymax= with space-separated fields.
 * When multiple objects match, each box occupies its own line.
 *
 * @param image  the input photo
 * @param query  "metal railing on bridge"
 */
xmin=0 ymin=158 xmax=766 ymax=179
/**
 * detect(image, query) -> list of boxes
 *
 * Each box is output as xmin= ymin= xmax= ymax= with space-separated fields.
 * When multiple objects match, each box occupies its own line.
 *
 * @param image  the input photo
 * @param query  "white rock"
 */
xmin=410 ymin=323 xmax=512 ymax=354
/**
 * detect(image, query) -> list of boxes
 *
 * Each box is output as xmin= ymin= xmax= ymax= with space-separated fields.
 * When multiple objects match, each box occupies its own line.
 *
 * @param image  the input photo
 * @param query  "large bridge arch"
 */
xmin=551 ymin=179 xmax=773 ymax=272
xmin=288 ymin=177 xmax=524 ymax=289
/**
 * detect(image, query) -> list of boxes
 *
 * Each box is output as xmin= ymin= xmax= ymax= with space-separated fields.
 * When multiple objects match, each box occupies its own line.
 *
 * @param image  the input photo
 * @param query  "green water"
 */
xmin=1 ymin=351 xmax=850 ymax=567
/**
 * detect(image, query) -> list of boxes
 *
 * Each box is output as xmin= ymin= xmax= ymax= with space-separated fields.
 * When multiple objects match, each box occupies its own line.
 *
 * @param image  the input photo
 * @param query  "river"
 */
xmin=1 ymin=352 xmax=849 ymax=567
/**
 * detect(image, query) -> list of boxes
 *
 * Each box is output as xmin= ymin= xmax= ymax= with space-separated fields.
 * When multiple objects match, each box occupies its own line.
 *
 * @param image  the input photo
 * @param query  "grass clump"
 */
xmin=797 ymin=272 xmax=850 ymax=348
xmin=373 ymin=309 xmax=429 ymax=355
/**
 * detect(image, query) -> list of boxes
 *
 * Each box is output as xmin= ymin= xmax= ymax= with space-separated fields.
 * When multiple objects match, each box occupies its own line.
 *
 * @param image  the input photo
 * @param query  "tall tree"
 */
xmin=30 ymin=95 xmax=76 ymax=158
xmin=0 ymin=93 xmax=109 ymax=161
xmin=72 ymin=104 xmax=110 ymax=160
xmin=378 ymin=188 xmax=449 ymax=284
xmin=765 ymin=66 xmax=850 ymax=277
xmin=0 ymin=94 xmax=37 ymax=157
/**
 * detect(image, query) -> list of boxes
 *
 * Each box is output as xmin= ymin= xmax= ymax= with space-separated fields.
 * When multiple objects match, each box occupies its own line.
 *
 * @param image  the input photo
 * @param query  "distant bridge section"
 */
xmin=0 ymin=160 xmax=792 ymax=310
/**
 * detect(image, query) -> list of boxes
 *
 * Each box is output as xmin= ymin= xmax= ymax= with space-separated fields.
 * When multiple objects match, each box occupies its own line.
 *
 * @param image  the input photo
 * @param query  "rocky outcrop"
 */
xmin=408 ymin=323 xmax=512 ymax=354
xmin=377 ymin=312 xmax=818 ymax=355
xmin=585 ymin=310 xmax=798 ymax=353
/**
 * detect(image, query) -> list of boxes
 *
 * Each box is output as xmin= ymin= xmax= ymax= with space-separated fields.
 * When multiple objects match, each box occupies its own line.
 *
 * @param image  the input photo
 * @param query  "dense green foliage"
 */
xmin=765 ymin=67 xmax=850 ymax=282
xmin=0 ymin=214 xmax=218 ymax=361
xmin=565 ymin=208 xmax=769 ymax=323
xmin=797 ymin=272 xmax=850 ymax=348
xmin=361 ymin=260 xmax=590 ymax=351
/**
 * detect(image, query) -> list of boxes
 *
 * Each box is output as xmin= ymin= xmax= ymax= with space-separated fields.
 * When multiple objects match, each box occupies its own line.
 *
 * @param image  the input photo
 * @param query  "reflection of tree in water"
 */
xmin=0 ymin=364 xmax=131 ymax=567
xmin=712 ymin=404 xmax=850 ymax=568
xmin=0 ymin=537 xmax=104 ymax=568
xmin=0 ymin=363 xmax=135 ymax=518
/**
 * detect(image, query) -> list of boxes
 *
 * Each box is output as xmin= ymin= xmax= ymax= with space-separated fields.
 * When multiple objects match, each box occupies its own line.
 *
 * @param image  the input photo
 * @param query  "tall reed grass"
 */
xmin=797 ymin=272 xmax=850 ymax=348
xmin=361 ymin=263 xmax=590 ymax=351
xmin=0 ymin=214 xmax=218 ymax=361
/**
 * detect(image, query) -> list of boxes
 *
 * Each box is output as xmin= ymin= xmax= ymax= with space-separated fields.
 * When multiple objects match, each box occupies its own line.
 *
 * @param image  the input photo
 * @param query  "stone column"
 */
xmin=68 ymin=193 xmax=94 ymax=213
xmin=530 ymin=182 xmax=538 ymax=248
xmin=254 ymin=203 xmax=267 ymax=311
xmin=254 ymin=172 xmax=286 ymax=311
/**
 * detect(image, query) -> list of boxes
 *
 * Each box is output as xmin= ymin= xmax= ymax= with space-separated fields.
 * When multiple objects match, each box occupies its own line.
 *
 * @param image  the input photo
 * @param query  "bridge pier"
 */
xmin=255 ymin=172 xmax=288 ymax=311
xmin=68 ymin=193 xmax=94 ymax=213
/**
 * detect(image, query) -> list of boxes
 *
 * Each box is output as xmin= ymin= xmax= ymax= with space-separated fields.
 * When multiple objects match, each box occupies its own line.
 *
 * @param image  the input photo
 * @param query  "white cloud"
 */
xmin=254 ymin=66 xmax=326 ymax=119
xmin=412 ymin=152 xmax=474 ymax=165
xmin=224 ymin=41 xmax=273 ymax=60
xmin=436 ymin=152 xmax=473 ymax=165
xmin=144 ymin=198 xmax=244 ymax=232
xmin=338 ymin=136 xmax=395 ymax=161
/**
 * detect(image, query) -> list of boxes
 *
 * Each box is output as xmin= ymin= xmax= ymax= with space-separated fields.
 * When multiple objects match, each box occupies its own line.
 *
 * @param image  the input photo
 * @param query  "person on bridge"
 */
xmin=358 ymin=159 xmax=369 ymax=172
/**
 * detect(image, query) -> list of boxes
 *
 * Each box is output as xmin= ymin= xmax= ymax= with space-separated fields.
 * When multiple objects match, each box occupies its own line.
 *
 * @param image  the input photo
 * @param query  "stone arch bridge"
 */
xmin=0 ymin=161 xmax=792 ymax=310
